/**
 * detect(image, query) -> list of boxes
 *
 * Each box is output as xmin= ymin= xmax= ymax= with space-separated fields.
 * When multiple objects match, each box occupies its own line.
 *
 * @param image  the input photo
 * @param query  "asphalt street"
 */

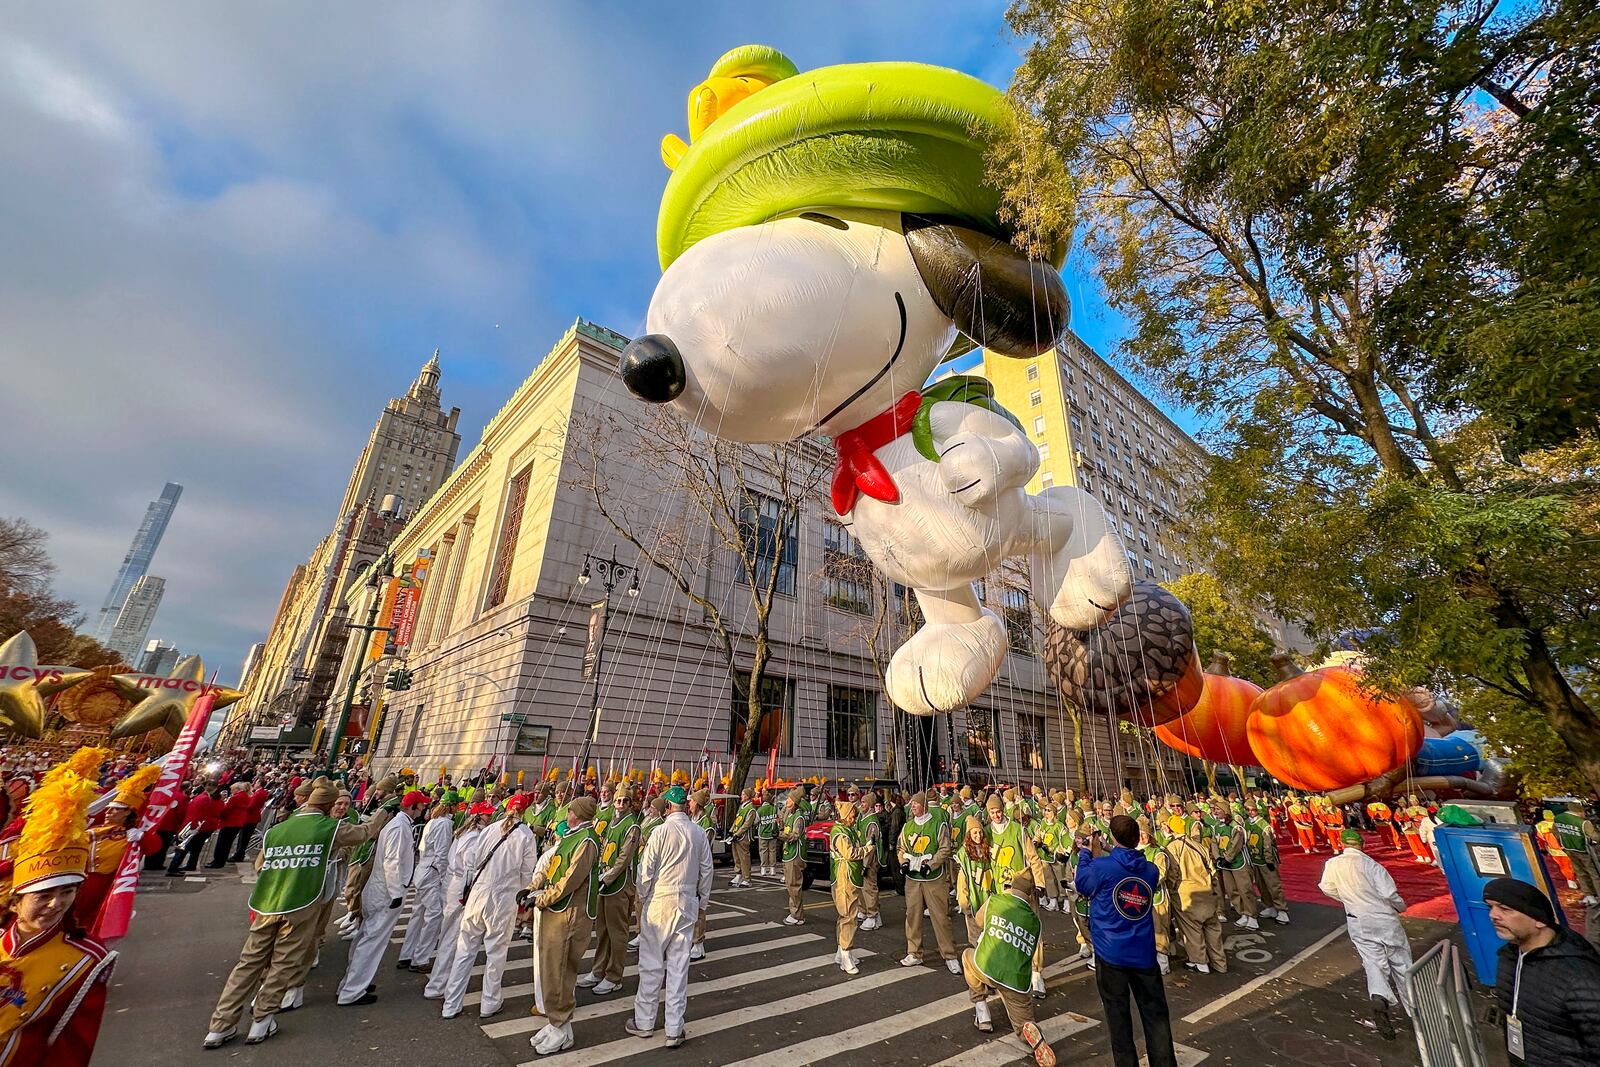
xmin=98 ymin=860 xmax=1506 ymax=1067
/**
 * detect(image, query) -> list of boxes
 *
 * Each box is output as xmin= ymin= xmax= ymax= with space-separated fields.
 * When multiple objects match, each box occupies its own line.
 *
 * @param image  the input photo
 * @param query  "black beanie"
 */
xmin=1483 ymin=877 xmax=1557 ymax=928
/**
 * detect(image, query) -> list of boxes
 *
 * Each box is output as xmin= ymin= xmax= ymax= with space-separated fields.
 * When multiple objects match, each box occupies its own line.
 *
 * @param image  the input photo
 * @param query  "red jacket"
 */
xmin=185 ymin=794 xmax=222 ymax=832
xmin=156 ymin=794 xmax=188 ymax=834
xmin=220 ymin=791 xmax=252 ymax=828
xmin=244 ymin=788 xmax=270 ymax=823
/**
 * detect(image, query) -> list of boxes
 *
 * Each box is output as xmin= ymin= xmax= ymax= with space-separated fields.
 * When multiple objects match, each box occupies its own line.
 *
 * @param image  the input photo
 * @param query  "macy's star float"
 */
xmin=110 ymin=654 xmax=242 ymax=739
xmin=0 ymin=630 xmax=93 ymax=738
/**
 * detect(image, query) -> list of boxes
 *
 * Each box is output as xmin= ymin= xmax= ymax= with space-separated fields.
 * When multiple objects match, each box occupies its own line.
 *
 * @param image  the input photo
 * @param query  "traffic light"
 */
xmin=385 ymin=667 xmax=413 ymax=692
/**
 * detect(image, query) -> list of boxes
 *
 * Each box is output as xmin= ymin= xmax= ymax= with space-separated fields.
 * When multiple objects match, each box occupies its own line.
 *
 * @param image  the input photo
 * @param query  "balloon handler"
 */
xmin=622 ymin=44 xmax=1134 ymax=718
xmin=960 ymin=870 xmax=1056 ymax=1066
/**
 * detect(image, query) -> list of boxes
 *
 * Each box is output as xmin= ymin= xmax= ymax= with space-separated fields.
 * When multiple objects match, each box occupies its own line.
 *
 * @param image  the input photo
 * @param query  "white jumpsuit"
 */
xmin=1318 ymin=847 xmax=1414 ymax=1012
xmin=441 ymin=819 xmax=538 ymax=1017
xmin=399 ymin=815 xmax=453 ymax=966
xmin=423 ymin=825 xmax=483 ymax=999
xmin=633 ymin=811 xmax=713 ymax=1038
xmin=336 ymin=811 xmax=415 ymax=1004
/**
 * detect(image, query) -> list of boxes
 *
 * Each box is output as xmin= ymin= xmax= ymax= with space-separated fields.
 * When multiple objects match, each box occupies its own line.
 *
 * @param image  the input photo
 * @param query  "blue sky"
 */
xmin=1 ymin=1 xmax=1181 ymax=683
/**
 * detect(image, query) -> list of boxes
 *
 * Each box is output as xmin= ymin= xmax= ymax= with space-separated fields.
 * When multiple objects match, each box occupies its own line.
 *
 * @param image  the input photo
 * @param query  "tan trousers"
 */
xmin=1250 ymin=864 xmax=1287 ymax=911
xmin=1153 ymin=898 xmax=1172 ymax=955
xmin=734 ymin=837 xmax=752 ymax=880
xmin=1176 ymin=891 xmax=1228 ymax=972
xmin=694 ymin=906 xmax=707 ymax=946
xmin=1220 ymin=866 xmax=1258 ymax=917
xmin=759 ymin=839 xmax=777 ymax=870
xmin=537 ymin=903 xmax=594 ymax=1027
xmin=961 ymin=947 xmax=1035 ymax=1037
xmin=861 ymin=858 xmax=880 ymax=918
xmin=1041 ymin=861 xmax=1065 ymax=901
xmin=209 ymin=908 xmax=323 ymax=1031
xmin=590 ymin=888 xmax=633 ymax=982
xmin=784 ymin=857 xmax=806 ymax=921
xmin=834 ymin=879 xmax=860 ymax=951
xmin=308 ymin=894 xmax=338 ymax=968
xmin=904 ymin=873 xmax=958 ymax=961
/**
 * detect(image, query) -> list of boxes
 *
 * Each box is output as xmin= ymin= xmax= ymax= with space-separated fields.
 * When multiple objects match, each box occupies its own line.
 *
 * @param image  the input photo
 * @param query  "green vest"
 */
xmin=595 ymin=803 xmax=615 ymax=838
xmin=599 ymin=813 xmax=639 ymax=896
xmin=547 ymin=826 xmax=600 ymax=917
xmin=958 ymin=846 xmax=993 ymax=912
xmin=1554 ymin=812 xmax=1590 ymax=855
xmin=1245 ymin=818 xmax=1277 ymax=865
xmin=641 ymin=814 xmax=664 ymax=843
xmin=1216 ymin=823 xmax=1248 ymax=871
xmin=525 ymin=799 xmax=553 ymax=829
xmin=730 ymin=802 xmax=756 ymax=838
xmin=549 ymin=802 xmax=570 ymax=832
xmin=830 ymin=823 xmax=863 ymax=887
xmin=1141 ymin=845 xmax=1169 ymax=908
xmin=249 ymin=812 xmax=340 ymax=915
xmin=858 ymin=812 xmax=885 ymax=864
xmin=973 ymin=893 xmax=1040 ymax=993
xmin=900 ymin=808 xmax=947 ymax=880
xmin=757 ymin=803 xmax=777 ymax=839
xmin=782 ymin=811 xmax=808 ymax=863
xmin=989 ymin=820 xmax=1027 ymax=891
xmin=696 ymin=811 xmax=716 ymax=840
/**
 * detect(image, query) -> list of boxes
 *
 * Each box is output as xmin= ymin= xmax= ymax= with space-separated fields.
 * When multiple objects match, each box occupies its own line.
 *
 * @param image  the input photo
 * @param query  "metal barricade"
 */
xmin=1407 ymin=939 xmax=1489 ymax=1067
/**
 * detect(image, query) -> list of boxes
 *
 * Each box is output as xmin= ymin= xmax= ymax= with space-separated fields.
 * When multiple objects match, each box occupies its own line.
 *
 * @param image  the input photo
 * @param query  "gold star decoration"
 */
xmin=0 ymin=631 xmax=93 ymax=739
xmin=110 ymin=655 xmax=242 ymax=739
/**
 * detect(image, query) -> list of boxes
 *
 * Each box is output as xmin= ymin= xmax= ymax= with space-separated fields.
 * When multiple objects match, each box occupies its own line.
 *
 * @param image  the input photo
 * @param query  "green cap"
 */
xmin=1340 ymin=829 xmax=1364 ymax=847
xmin=664 ymin=785 xmax=689 ymax=805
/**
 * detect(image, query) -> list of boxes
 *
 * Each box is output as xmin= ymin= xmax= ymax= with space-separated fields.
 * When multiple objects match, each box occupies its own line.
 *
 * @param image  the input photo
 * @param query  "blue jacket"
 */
xmin=1075 ymin=846 xmax=1160 ymax=970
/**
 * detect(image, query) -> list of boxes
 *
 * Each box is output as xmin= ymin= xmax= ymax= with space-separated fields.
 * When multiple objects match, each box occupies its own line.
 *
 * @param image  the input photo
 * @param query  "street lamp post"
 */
xmin=324 ymin=552 xmax=395 ymax=776
xmin=575 ymin=546 xmax=639 ymax=791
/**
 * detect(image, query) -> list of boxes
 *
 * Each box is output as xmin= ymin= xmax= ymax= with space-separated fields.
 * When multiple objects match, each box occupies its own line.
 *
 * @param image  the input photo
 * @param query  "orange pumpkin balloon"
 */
xmin=1154 ymin=653 xmax=1262 ymax=765
xmin=1245 ymin=654 xmax=1424 ymax=791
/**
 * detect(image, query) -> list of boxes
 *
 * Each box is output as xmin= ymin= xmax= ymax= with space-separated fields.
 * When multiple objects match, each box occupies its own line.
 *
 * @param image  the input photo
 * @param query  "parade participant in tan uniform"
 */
xmin=987 ymin=793 xmax=1051 ymax=996
xmin=526 ymin=795 xmax=599 ymax=1056
xmin=687 ymin=788 xmax=716 ymax=959
xmin=897 ymin=791 xmax=961 ymax=973
xmin=858 ymin=791 xmax=885 ymax=931
xmin=780 ymin=789 xmax=809 ymax=925
xmin=1139 ymin=816 xmax=1177 ymax=974
xmin=1246 ymin=801 xmax=1290 ymax=925
xmin=756 ymin=788 xmax=779 ymax=876
xmin=830 ymin=800 xmax=864 ymax=974
xmin=960 ymin=871 xmax=1056 ymax=1067
xmin=579 ymin=782 xmax=640 ymax=995
xmin=203 ymin=778 xmax=390 ymax=1048
xmin=956 ymin=814 xmax=994 ymax=945
xmin=728 ymin=787 xmax=756 ymax=888
xmin=1167 ymin=816 xmax=1227 ymax=974
xmin=1215 ymin=802 xmax=1260 ymax=930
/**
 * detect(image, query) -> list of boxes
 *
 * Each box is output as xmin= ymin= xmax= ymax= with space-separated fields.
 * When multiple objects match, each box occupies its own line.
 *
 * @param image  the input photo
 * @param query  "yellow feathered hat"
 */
xmin=15 ymin=769 xmax=95 ymax=894
xmin=110 ymin=763 xmax=164 ymax=810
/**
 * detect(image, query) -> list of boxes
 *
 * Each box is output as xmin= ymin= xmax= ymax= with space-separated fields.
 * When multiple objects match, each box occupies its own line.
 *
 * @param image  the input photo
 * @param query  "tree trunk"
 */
xmin=727 ymin=645 xmax=773 ymax=802
xmin=1062 ymin=703 xmax=1088 ymax=792
xmin=1520 ymin=631 xmax=1600 ymax=796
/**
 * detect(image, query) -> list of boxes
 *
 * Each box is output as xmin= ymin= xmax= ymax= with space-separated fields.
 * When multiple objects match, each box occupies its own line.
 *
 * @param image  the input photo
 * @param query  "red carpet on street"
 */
xmin=1276 ymin=830 xmax=1460 ymax=921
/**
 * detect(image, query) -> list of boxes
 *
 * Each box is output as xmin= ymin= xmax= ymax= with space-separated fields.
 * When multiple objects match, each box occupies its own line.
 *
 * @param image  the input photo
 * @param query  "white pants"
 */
xmin=422 ymin=895 xmax=467 ymax=999
xmin=1346 ymin=912 xmax=1413 ymax=1013
xmin=442 ymin=906 xmax=514 ymax=1016
xmin=633 ymin=898 xmax=697 ymax=1037
xmin=337 ymin=888 xmax=402 ymax=1003
xmin=399 ymin=880 xmax=444 ymax=965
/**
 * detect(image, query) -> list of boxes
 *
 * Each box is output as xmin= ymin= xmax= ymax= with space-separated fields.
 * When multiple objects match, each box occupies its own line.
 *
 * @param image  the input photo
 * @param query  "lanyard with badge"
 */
xmin=1507 ymin=951 xmax=1526 ymax=1058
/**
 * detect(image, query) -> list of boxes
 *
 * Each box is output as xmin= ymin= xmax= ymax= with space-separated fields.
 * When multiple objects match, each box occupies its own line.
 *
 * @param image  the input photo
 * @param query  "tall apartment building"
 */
xmin=222 ymin=354 xmax=462 ymax=743
xmin=307 ymin=321 xmax=1176 ymax=795
xmin=139 ymin=640 xmax=181 ymax=677
xmin=106 ymin=575 xmax=166 ymax=664
xmin=982 ymin=334 xmax=1200 ymax=587
xmin=92 ymin=482 xmax=181 ymax=643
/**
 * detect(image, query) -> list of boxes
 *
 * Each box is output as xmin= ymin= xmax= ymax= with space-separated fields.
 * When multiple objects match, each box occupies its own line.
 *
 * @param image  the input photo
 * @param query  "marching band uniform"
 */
xmin=956 ymin=815 xmax=995 ymax=946
xmin=897 ymin=793 xmax=960 ymax=973
xmin=76 ymin=765 xmax=162 ymax=929
xmin=0 ymin=765 xmax=114 ymax=1067
xmin=1287 ymin=797 xmax=1319 ymax=854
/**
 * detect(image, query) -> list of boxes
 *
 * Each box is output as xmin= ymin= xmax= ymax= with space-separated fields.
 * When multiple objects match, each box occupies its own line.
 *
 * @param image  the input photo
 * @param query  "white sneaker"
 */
xmin=1244 ymin=917 xmax=1260 ymax=930
xmin=840 ymin=951 xmax=859 ymax=975
xmin=689 ymin=942 xmax=705 ymax=961
xmin=856 ymin=911 xmax=865 ymax=921
xmin=531 ymin=1023 xmax=574 ymax=1056
xmin=1275 ymin=910 xmax=1290 ymax=925
xmin=974 ymin=1000 xmax=994 ymax=1032
xmin=901 ymin=953 xmax=922 ymax=967
xmin=1043 ymin=898 xmax=1058 ymax=912
xmin=340 ymin=927 xmax=358 ymax=941
xmin=245 ymin=1018 xmax=277 ymax=1045
xmin=279 ymin=985 xmax=304 ymax=1011
xmin=593 ymin=978 xmax=622 ymax=995
xmin=312 ymin=950 xmax=321 ymax=969
xmin=627 ymin=935 xmax=640 ymax=948
xmin=1234 ymin=915 xmax=1252 ymax=927
xmin=1259 ymin=907 xmax=1278 ymax=920
xmin=1582 ymin=895 xmax=1598 ymax=907
xmin=1157 ymin=952 xmax=1170 ymax=975
xmin=202 ymin=1028 xmax=237 ymax=1049
xmin=1186 ymin=962 xmax=1211 ymax=974
xmin=1030 ymin=970 xmax=1046 ymax=998
xmin=946 ymin=958 xmax=962 ymax=976
xmin=576 ymin=972 xmax=601 ymax=989
xmin=1078 ymin=944 xmax=1093 ymax=959
xmin=783 ymin=915 xmax=804 ymax=926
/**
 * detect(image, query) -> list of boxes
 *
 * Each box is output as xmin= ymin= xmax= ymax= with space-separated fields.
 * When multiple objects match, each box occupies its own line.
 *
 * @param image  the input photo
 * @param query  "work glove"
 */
xmin=516 ymin=889 xmax=535 ymax=909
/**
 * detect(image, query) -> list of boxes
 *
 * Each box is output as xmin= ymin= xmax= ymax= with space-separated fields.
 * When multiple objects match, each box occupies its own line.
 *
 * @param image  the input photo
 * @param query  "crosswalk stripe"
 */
xmin=927 ymin=1011 xmax=1099 ymax=1067
xmin=476 ymin=944 xmax=865 ymax=1034
xmin=467 ymin=924 xmax=810 ymax=987
xmin=392 ymin=910 xmax=739 ymax=945
xmin=515 ymin=964 xmax=926 ymax=1066
xmin=719 ymin=956 xmax=1090 ymax=1067
xmin=471 ymin=919 xmax=787 ymax=977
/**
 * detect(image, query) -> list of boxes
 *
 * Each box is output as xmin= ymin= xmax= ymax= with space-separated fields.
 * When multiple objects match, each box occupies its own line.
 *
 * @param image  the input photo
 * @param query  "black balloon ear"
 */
xmin=903 ymin=213 xmax=1070 ymax=358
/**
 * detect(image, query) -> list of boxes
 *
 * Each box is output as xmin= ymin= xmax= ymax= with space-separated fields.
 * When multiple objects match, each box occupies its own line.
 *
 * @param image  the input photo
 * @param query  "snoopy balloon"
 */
xmin=622 ymin=46 xmax=1133 ymax=715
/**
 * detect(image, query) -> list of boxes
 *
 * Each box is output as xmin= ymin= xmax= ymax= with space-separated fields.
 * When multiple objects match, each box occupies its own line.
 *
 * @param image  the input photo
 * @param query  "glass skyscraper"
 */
xmin=92 ymin=482 xmax=182 ymax=643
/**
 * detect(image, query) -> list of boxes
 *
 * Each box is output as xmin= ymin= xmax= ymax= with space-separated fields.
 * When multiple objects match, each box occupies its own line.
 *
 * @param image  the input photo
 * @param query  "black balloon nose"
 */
xmin=620 ymin=334 xmax=686 ymax=403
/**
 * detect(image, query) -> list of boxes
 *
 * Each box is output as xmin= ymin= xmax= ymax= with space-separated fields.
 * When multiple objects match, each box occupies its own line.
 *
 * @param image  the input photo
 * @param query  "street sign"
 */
xmin=501 ymin=712 xmax=529 ymax=724
xmin=249 ymin=725 xmax=284 ymax=742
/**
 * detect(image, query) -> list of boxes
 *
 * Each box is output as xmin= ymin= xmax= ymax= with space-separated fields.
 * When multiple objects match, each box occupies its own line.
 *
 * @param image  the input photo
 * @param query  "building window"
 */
xmin=1016 ymin=712 xmax=1048 ymax=772
xmin=483 ymin=465 xmax=531 ymax=610
xmin=1091 ymin=430 xmax=1103 ymax=449
xmin=1040 ymin=472 xmax=1054 ymax=489
xmin=1032 ymin=416 xmax=1046 ymax=436
xmin=1069 ymin=414 xmax=1082 ymax=434
xmin=737 ymin=492 xmax=797 ymax=596
xmin=1002 ymin=586 xmax=1034 ymax=654
xmin=1029 ymin=389 xmax=1042 ymax=407
xmin=826 ymin=685 xmax=875 ymax=761
xmin=1144 ymin=557 xmax=1156 ymax=577
xmin=1080 ymin=475 xmax=1092 ymax=493
xmin=1026 ymin=363 xmax=1039 ymax=381
xmin=966 ymin=709 xmax=1002 ymax=770
xmin=822 ymin=522 xmax=872 ymax=614
xmin=893 ymin=582 xmax=924 ymax=631
xmin=403 ymin=704 xmax=425 ymax=757
xmin=731 ymin=674 xmax=794 ymax=755
xmin=1037 ymin=443 xmax=1050 ymax=462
